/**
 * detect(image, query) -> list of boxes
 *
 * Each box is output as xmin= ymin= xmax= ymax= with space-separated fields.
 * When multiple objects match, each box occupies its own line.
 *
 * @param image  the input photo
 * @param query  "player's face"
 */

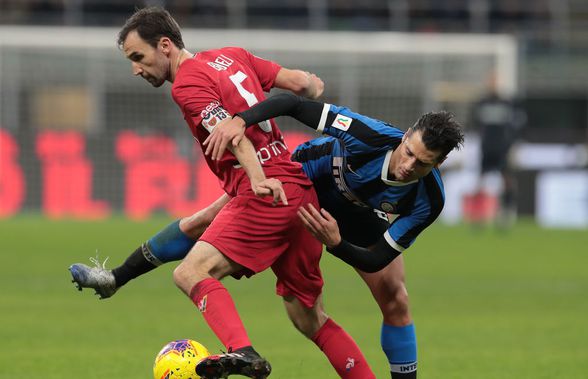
xmin=390 ymin=129 xmax=442 ymax=182
xmin=122 ymin=30 xmax=170 ymax=87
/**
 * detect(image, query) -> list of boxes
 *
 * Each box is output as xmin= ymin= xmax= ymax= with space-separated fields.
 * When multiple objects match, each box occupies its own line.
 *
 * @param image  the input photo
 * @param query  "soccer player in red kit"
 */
xmin=107 ymin=7 xmax=376 ymax=379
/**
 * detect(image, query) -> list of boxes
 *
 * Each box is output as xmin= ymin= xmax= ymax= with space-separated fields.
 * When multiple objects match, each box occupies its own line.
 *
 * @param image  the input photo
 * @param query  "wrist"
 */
xmin=325 ymin=237 xmax=342 ymax=251
xmin=233 ymin=114 xmax=249 ymax=128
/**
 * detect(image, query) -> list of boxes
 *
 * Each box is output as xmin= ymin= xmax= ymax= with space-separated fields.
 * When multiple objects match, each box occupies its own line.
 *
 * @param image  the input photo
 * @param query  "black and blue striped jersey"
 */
xmin=291 ymin=102 xmax=445 ymax=252
xmin=236 ymin=93 xmax=446 ymax=270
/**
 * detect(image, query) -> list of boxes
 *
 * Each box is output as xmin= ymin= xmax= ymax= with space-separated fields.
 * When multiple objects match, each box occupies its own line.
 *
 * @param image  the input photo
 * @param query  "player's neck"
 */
xmin=170 ymin=48 xmax=192 ymax=83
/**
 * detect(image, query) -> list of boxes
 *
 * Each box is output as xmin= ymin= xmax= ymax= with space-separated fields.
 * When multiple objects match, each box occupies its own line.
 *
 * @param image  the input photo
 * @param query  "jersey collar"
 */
xmin=381 ymin=150 xmax=418 ymax=186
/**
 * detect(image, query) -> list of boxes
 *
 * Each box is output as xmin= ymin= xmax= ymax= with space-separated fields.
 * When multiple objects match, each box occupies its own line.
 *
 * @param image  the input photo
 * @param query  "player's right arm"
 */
xmin=297 ymin=203 xmax=401 ymax=273
xmin=205 ymin=93 xmax=401 ymax=160
xmin=235 ymin=93 xmax=401 ymax=154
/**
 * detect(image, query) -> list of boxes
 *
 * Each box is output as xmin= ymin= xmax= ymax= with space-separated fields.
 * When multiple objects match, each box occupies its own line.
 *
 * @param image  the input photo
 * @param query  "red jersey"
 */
xmin=171 ymin=47 xmax=311 ymax=196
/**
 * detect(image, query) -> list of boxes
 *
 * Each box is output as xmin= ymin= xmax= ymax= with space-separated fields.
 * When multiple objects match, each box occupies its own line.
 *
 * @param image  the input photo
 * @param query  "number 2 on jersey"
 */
xmin=229 ymin=71 xmax=272 ymax=132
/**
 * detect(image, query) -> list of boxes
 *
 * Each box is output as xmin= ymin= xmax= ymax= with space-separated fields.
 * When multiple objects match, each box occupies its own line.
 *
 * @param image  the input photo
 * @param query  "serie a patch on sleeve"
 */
xmin=332 ymin=114 xmax=353 ymax=131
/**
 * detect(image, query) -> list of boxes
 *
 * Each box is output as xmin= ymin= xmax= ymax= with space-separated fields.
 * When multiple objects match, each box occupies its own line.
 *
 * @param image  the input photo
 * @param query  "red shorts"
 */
xmin=199 ymin=182 xmax=323 ymax=308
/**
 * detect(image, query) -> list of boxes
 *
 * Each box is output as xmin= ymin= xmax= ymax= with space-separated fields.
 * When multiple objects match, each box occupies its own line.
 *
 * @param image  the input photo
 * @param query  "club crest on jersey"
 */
xmin=380 ymin=201 xmax=397 ymax=213
xmin=201 ymin=101 xmax=231 ymax=133
xmin=332 ymin=114 xmax=353 ymax=131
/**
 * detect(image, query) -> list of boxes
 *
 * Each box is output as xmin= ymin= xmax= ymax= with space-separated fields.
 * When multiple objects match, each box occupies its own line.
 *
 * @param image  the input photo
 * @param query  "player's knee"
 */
xmin=381 ymin=285 xmax=411 ymax=322
xmin=172 ymin=261 xmax=191 ymax=291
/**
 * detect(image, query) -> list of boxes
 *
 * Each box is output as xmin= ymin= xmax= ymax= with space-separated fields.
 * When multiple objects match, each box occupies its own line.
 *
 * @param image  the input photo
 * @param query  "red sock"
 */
xmin=190 ymin=278 xmax=251 ymax=352
xmin=312 ymin=318 xmax=375 ymax=379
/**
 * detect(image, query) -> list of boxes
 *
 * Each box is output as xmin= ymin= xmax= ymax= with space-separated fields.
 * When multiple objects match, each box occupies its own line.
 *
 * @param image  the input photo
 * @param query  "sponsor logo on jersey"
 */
xmin=256 ymin=140 xmax=288 ymax=164
xmin=332 ymin=157 xmax=366 ymax=207
xmin=201 ymin=101 xmax=231 ymax=132
xmin=232 ymin=138 xmax=289 ymax=168
xmin=207 ymin=54 xmax=234 ymax=71
xmin=332 ymin=114 xmax=353 ymax=131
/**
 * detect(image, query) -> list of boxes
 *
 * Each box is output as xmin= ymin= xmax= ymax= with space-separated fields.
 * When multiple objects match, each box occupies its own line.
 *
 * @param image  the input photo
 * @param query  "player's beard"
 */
xmin=144 ymin=74 xmax=165 ymax=87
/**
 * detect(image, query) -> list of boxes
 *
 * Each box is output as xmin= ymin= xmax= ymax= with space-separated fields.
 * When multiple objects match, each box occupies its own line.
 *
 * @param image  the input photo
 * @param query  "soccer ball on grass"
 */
xmin=153 ymin=339 xmax=211 ymax=379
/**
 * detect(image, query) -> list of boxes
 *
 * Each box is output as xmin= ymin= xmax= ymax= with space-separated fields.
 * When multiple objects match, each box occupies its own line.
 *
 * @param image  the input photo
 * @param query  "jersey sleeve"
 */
xmin=172 ymin=69 xmax=231 ymax=134
xmin=383 ymin=170 xmax=445 ymax=251
xmin=223 ymin=47 xmax=281 ymax=92
xmin=316 ymin=103 xmax=403 ymax=155
xmin=236 ymin=93 xmax=403 ymax=155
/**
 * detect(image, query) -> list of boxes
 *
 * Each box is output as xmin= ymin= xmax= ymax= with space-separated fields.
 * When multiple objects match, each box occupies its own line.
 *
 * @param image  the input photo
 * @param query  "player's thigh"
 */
xmin=356 ymin=255 xmax=407 ymax=304
xmin=272 ymin=185 xmax=324 ymax=309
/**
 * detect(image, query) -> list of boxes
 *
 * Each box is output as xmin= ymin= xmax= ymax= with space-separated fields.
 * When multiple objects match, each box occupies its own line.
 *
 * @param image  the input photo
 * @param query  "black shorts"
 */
xmin=321 ymin=200 xmax=390 ymax=248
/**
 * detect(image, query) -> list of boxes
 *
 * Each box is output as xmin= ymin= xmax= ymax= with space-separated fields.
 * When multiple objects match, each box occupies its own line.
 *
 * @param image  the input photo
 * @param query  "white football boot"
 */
xmin=69 ymin=256 xmax=117 ymax=299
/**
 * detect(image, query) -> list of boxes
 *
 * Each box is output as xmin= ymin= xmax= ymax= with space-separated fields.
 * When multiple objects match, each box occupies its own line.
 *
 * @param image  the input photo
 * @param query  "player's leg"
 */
xmin=356 ymin=256 xmax=417 ymax=379
xmin=174 ymin=240 xmax=271 ymax=379
xmin=177 ymin=190 xmax=311 ymax=379
xmin=327 ymin=205 xmax=416 ymax=378
xmin=273 ymin=185 xmax=375 ymax=378
xmin=498 ymin=167 xmax=517 ymax=229
xmin=282 ymin=295 xmax=375 ymax=379
xmin=68 ymin=194 xmax=230 ymax=298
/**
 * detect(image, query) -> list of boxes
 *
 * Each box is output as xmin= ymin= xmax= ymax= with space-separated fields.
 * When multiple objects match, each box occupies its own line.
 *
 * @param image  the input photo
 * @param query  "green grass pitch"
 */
xmin=1 ymin=216 xmax=587 ymax=378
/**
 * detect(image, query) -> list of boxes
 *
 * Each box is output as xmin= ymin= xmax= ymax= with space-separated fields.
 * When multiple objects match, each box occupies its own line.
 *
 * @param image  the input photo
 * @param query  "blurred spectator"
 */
xmin=467 ymin=71 xmax=527 ymax=229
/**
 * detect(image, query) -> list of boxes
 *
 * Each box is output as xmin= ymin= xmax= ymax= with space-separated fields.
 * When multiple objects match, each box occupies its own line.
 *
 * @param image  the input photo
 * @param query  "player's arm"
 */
xmin=298 ymin=204 xmax=401 ymax=273
xmin=203 ymin=93 xmax=325 ymax=159
xmin=274 ymin=68 xmax=324 ymax=99
xmin=204 ymin=93 xmax=396 ymax=159
xmin=237 ymin=93 xmax=398 ymax=154
xmin=228 ymin=136 xmax=288 ymax=206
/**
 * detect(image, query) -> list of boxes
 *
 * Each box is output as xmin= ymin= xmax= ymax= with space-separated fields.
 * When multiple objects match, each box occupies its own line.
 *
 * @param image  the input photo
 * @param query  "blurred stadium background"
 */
xmin=1 ymin=0 xmax=587 ymax=225
xmin=1 ymin=1 xmax=587 ymax=378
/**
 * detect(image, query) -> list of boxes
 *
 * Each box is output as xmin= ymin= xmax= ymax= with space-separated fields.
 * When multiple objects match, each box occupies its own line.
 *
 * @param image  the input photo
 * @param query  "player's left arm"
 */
xmin=228 ymin=136 xmax=287 ymax=206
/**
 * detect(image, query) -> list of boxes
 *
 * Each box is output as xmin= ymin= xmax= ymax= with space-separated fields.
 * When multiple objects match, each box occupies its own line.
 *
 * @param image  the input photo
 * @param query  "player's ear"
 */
xmin=159 ymin=37 xmax=171 ymax=55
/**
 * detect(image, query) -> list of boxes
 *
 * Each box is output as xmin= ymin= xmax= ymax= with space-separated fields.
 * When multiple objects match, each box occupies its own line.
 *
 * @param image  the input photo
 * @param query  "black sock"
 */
xmin=392 ymin=371 xmax=416 ymax=379
xmin=111 ymin=243 xmax=158 ymax=287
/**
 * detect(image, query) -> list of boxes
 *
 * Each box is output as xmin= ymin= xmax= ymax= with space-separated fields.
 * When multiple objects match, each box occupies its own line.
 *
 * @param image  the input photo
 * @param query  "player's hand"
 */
xmin=297 ymin=204 xmax=341 ymax=247
xmin=308 ymin=73 xmax=324 ymax=99
xmin=252 ymin=178 xmax=288 ymax=206
xmin=305 ymin=72 xmax=324 ymax=99
xmin=203 ymin=116 xmax=246 ymax=160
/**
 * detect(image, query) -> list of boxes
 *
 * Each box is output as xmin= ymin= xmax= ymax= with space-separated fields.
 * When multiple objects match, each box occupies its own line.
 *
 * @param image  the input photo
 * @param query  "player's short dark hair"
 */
xmin=117 ymin=7 xmax=184 ymax=50
xmin=410 ymin=111 xmax=464 ymax=161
